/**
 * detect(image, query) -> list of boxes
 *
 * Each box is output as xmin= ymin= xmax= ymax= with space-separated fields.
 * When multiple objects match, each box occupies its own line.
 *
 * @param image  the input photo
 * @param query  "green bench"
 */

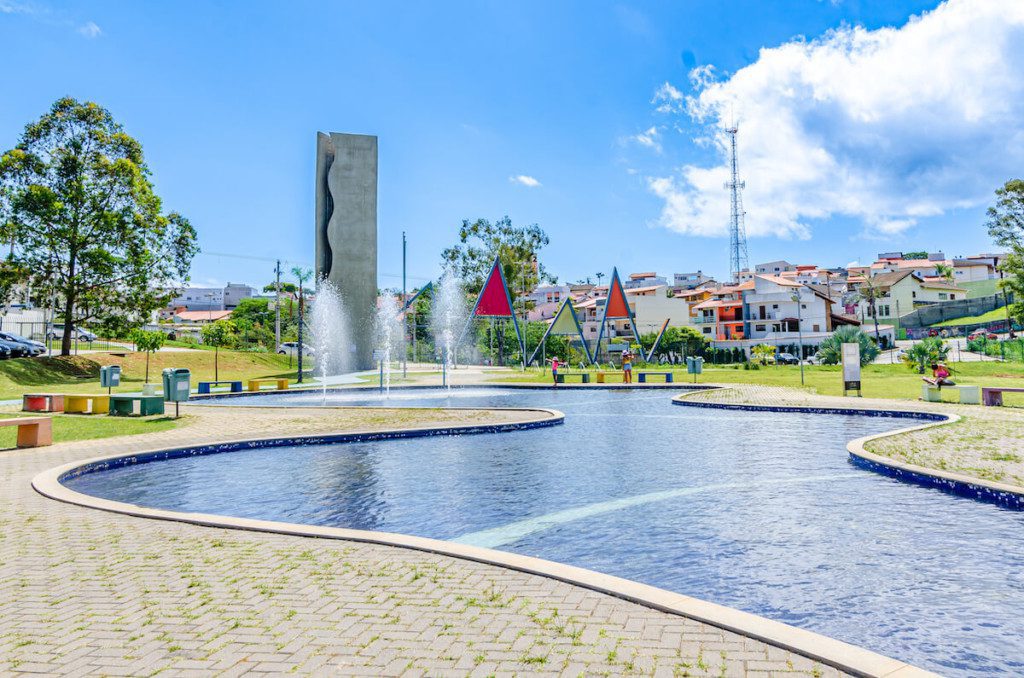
xmin=109 ymin=394 xmax=165 ymax=417
xmin=555 ymin=372 xmax=590 ymax=383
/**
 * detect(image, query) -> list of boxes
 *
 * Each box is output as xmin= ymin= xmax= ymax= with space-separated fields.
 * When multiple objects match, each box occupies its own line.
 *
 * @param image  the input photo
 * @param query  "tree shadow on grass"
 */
xmin=0 ymin=356 xmax=100 ymax=387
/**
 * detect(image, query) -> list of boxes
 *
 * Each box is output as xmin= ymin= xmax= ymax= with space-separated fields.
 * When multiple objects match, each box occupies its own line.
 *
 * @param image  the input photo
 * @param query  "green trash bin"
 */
xmin=162 ymin=368 xmax=191 ymax=417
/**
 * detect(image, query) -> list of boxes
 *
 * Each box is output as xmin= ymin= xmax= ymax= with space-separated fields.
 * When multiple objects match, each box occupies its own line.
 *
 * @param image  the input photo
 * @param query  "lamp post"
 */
xmin=791 ymin=291 xmax=805 ymax=386
xmin=292 ymin=267 xmax=312 ymax=384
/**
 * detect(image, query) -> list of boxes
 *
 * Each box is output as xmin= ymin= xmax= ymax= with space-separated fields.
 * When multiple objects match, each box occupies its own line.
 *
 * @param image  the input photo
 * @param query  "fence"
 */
xmin=900 ymin=293 xmax=1012 ymax=328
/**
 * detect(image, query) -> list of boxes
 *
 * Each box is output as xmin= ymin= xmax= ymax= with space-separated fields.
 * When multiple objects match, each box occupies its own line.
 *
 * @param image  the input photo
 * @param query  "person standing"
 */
xmin=622 ymin=350 xmax=633 ymax=384
xmin=549 ymin=357 xmax=560 ymax=387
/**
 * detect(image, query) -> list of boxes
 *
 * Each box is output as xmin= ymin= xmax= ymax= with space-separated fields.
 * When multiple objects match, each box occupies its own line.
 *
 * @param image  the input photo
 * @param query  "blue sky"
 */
xmin=2 ymin=0 xmax=1019 ymax=291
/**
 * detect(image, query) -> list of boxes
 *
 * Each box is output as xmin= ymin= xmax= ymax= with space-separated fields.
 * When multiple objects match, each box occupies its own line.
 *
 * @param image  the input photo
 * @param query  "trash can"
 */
xmin=686 ymin=356 xmax=704 ymax=374
xmin=100 ymin=365 xmax=121 ymax=389
xmin=162 ymin=368 xmax=191 ymax=402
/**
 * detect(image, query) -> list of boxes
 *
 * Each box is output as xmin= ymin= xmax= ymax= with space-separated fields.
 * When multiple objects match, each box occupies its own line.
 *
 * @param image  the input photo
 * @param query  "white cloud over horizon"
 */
xmin=649 ymin=0 xmax=1024 ymax=241
xmin=509 ymin=174 xmax=541 ymax=188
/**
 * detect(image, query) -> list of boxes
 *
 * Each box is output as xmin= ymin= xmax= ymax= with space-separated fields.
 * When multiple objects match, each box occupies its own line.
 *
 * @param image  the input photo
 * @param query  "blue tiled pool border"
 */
xmin=58 ymin=415 xmax=563 ymax=484
xmin=673 ymin=397 xmax=1024 ymax=511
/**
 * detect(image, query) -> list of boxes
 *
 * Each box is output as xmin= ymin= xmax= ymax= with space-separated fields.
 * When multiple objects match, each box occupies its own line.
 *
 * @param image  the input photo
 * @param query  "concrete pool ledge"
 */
xmin=32 ymin=407 xmax=936 ymax=678
xmin=673 ymin=388 xmax=1024 ymax=510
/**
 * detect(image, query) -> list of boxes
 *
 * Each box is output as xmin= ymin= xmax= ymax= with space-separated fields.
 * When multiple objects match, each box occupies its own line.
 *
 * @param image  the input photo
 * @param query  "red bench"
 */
xmin=23 ymin=394 xmax=65 ymax=413
xmin=982 ymin=387 xmax=1024 ymax=406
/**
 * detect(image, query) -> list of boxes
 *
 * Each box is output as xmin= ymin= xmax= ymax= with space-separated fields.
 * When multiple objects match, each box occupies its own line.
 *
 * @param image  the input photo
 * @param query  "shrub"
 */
xmin=901 ymin=337 xmax=951 ymax=374
xmin=816 ymin=326 xmax=880 ymax=366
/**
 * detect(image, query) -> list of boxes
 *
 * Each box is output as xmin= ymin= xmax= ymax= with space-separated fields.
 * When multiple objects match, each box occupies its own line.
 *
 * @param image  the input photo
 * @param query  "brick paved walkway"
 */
xmin=1 ymin=404 xmax=849 ymax=676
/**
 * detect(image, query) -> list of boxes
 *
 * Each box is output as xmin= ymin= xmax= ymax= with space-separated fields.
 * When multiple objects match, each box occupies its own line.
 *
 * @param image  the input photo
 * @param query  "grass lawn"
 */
xmin=0 ymin=350 xmax=298 ymax=401
xmin=493 ymin=362 xmax=1024 ymax=401
xmin=932 ymin=306 xmax=1013 ymax=327
xmin=0 ymin=411 xmax=179 ymax=448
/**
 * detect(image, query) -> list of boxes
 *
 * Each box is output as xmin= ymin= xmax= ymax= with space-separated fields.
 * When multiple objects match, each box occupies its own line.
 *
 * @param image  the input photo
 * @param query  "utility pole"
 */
xmin=402 ymin=231 xmax=407 ymax=378
xmin=274 ymin=259 xmax=281 ymax=351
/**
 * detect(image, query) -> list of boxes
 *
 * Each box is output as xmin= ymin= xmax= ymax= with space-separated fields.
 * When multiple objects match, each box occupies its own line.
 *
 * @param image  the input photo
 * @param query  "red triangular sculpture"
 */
xmin=474 ymin=260 xmax=514 ymax=317
xmin=604 ymin=273 xmax=631 ymax=319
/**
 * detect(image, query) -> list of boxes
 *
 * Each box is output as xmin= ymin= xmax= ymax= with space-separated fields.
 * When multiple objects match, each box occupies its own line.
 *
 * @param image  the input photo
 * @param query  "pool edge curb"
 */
xmin=672 ymin=389 xmax=1024 ymax=509
xmin=32 ymin=405 xmax=935 ymax=678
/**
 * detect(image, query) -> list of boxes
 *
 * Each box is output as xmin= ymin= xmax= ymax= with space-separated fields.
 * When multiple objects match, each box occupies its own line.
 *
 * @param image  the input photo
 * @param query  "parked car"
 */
xmin=277 ymin=341 xmax=315 ymax=358
xmin=0 ymin=343 xmax=11 ymax=359
xmin=968 ymin=330 xmax=999 ymax=341
xmin=0 ymin=331 xmax=46 ymax=356
xmin=46 ymin=324 xmax=98 ymax=342
xmin=776 ymin=352 xmax=800 ymax=365
xmin=0 ymin=338 xmax=32 ymax=358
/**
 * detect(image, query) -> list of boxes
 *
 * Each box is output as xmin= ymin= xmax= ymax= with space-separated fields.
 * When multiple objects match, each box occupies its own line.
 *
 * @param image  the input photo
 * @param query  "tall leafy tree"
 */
xmin=0 ymin=97 xmax=198 ymax=355
xmin=441 ymin=216 xmax=554 ymax=300
xmin=986 ymin=179 xmax=1024 ymax=327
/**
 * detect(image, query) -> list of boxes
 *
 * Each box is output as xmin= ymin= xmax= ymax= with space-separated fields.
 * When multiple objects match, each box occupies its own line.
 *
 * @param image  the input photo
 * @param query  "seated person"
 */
xmin=923 ymin=363 xmax=955 ymax=387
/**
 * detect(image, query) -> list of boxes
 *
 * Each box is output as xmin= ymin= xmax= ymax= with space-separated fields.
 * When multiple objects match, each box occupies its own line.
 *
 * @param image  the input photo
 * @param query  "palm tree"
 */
xmin=934 ymin=263 xmax=955 ymax=283
xmin=858 ymin=276 xmax=883 ymax=346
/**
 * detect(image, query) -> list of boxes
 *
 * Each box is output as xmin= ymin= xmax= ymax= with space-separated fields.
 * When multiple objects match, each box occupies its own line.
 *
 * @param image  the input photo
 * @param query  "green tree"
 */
xmin=934 ymin=263 xmax=955 ymax=283
xmin=441 ymin=216 xmax=553 ymax=300
xmin=130 ymin=329 xmax=166 ymax=382
xmin=986 ymin=179 xmax=1024 ymax=326
xmin=638 ymin=325 xmax=708 ymax=362
xmin=201 ymin=319 xmax=236 ymax=381
xmin=902 ymin=251 xmax=928 ymax=260
xmin=901 ymin=337 xmax=951 ymax=374
xmin=750 ymin=344 xmax=776 ymax=365
xmin=0 ymin=98 xmax=198 ymax=356
xmin=815 ymin=326 xmax=880 ymax=366
xmin=857 ymin=276 xmax=884 ymax=344
xmin=263 ymin=281 xmax=297 ymax=295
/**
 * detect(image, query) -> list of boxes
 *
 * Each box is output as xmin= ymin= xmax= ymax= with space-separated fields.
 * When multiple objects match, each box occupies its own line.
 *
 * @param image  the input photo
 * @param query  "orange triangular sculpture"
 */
xmin=474 ymin=260 xmax=514 ymax=317
xmin=604 ymin=273 xmax=631 ymax=319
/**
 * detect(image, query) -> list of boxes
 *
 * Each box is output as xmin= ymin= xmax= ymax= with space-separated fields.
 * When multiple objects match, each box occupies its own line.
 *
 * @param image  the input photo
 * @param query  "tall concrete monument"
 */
xmin=315 ymin=132 xmax=378 ymax=371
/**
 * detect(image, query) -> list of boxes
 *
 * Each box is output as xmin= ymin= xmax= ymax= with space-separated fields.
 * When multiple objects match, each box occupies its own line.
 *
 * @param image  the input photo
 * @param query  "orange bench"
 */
xmin=0 ymin=417 xmax=52 ymax=447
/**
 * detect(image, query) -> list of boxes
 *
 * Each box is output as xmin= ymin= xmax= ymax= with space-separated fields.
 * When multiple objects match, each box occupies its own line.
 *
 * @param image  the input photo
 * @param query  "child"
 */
xmin=549 ymin=357 xmax=560 ymax=386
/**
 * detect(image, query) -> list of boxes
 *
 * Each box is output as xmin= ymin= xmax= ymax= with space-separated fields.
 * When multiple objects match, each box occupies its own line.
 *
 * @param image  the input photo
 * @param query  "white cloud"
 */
xmin=649 ymin=0 xmax=1024 ymax=240
xmin=632 ymin=126 xmax=662 ymax=153
xmin=652 ymin=82 xmax=684 ymax=113
xmin=77 ymin=20 xmax=101 ymax=38
xmin=509 ymin=175 xmax=541 ymax=188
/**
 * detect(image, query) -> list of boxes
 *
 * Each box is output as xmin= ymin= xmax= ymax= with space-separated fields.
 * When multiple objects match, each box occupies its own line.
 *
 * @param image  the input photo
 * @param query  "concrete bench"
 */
xmin=63 ymin=394 xmax=110 ymax=415
xmin=110 ymin=394 xmax=165 ymax=417
xmin=982 ymin=387 xmax=1024 ymax=407
xmin=595 ymin=371 xmax=625 ymax=383
xmin=637 ymin=371 xmax=674 ymax=383
xmin=197 ymin=380 xmax=243 ymax=394
xmin=0 ymin=416 xmax=52 ymax=448
xmin=922 ymin=384 xmax=981 ymax=405
xmin=555 ymin=372 xmax=590 ymax=383
xmin=247 ymin=378 xmax=290 ymax=392
xmin=23 ymin=393 xmax=65 ymax=413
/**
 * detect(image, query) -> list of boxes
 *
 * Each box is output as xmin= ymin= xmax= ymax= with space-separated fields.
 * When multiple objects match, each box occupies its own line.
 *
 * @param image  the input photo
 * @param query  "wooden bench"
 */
xmin=637 ymin=371 xmax=674 ymax=383
xmin=110 ymin=394 xmax=165 ymax=417
xmin=554 ymin=372 xmax=590 ymax=383
xmin=0 ymin=416 xmax=52 ymax=448
xmin=23 ymin=393 xmax=65 ymax=413
xmin=63 ymin=394 xmax=111 ymax=415
xmin=595 ymin=371 xmax=625 ymax=383
xmin=197 ymin=380 xmax=243 ymax=394
xmin=982 ymin=387 xmax=1024 ymax=407
xmin=247 ymin=378 xmax=290 ymax=392
xmin=922 ymin=384 xmax=981 ymax=405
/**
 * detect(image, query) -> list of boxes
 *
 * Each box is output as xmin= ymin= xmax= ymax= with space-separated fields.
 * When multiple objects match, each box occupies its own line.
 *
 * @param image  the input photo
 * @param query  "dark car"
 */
xmin=0 ymin=339 xmax=27 ymax=358
xmin=776 ymin=352 xmax=800 ymax=365
xmin=0 ymin=331 xmax=45 ymax=356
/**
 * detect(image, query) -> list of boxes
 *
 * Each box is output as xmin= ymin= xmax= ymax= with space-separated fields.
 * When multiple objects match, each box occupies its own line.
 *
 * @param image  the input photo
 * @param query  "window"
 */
xmin=703 ymin=327 xmax=711 ymax=334
xmin=772 ymin=304 xmax=779 ymax=310
xmin=950 ymin=294 xmax=956 ymax=300
xmin=755 ymin=324 xmax=766 ymax=332
xmin=939 ymin=293 xmax=948 ymax=300
xmin=912 ymin=291 xmax=917 ymax=298
xmin=812 ymin=324 xmax=820 ymax=332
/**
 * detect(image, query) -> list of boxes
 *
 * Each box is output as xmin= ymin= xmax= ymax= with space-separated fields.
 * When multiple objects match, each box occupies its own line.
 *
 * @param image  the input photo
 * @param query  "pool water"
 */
xmin=66 ymin=388 xmax=1024 ymax=675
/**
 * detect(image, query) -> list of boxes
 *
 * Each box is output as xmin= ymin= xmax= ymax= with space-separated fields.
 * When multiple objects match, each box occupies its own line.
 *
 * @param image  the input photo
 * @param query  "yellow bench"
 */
xmin=247 ymin=378 xmax=290 ymax=392
xmin=595 ymin=371 xmax=625 ymax=383
xmin=63 ymin=394 xmax=110 ymax=414
xmin=0 ymin=416 xmax=52 ymax=447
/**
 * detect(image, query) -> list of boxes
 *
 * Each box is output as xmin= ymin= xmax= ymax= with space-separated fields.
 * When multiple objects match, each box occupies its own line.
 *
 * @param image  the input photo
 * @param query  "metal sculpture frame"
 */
xmin=526 ymin=297 xmax=594 ymax=366
xmin=593 ymin=267 xmax=642 ymax=361
xmin=458 ymin=256 xmax=526 ymax=364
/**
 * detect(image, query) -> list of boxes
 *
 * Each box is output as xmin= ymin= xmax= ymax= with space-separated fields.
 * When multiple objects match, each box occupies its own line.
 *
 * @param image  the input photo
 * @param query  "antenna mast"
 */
xmin=725 ymin=125 xmax=749 ymax=283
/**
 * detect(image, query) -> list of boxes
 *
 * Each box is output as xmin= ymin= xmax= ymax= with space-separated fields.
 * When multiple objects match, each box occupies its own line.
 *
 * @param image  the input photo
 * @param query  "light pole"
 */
xmin=791 ymin=291 xmax=805 ymax=386
xmin=292 ymin=267 xmax=312 ymax=384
